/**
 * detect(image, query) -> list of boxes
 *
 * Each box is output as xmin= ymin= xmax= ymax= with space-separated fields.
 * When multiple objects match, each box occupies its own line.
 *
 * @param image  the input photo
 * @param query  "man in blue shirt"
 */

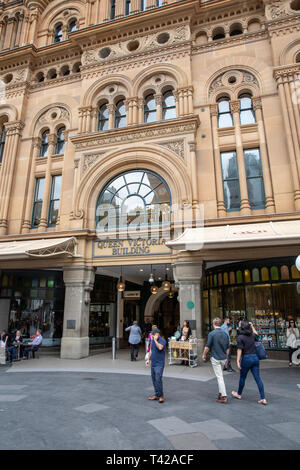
xmin=146 ymin=327 xmax=166 ymax=403
xmin=221 ymin=317 xmax=235 ymax=372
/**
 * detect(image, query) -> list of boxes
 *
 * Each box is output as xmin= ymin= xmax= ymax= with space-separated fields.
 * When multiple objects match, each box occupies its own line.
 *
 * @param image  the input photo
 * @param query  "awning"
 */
xmin=0 ymin=237 xmax=78 ymax=260
xmin=166 ymin=220 xmax=300 ymax=252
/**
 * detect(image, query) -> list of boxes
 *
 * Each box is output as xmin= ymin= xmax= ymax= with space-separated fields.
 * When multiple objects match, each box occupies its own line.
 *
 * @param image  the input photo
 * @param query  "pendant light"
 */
xmin=162 ymin=270 xmax=171 ymax=291
xmin=150 ymin=267 xmax=158 ymax=294
xmin=117 ymin=266 xmax=125 ymax=292
xmin=148 ymin=264 xmax=154 ymax=284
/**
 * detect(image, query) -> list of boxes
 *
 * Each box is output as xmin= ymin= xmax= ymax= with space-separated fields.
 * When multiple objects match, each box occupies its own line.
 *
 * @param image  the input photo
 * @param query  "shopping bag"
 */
xmin=255 ymin=341 xmax=267 ymax=360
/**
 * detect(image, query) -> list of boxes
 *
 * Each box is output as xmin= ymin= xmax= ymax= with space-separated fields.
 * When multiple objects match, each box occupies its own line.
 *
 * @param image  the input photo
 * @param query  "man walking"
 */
xmin=202 ymin=318 xmax=230 ymax=404
xmin=125 ymin=321 xmax=142 ymax=361
xmin=146 ymin=328 xmax=166 ymax=403
xmin=221 ymin=317 xmax=235 ymax=372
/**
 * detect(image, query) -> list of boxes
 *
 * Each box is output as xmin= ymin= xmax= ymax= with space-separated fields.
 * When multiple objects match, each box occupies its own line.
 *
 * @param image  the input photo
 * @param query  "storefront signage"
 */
xmin=93 ymin=237 xmax=171 ymax=258
xmin=123 ymin=291 xmax=141 ymax=299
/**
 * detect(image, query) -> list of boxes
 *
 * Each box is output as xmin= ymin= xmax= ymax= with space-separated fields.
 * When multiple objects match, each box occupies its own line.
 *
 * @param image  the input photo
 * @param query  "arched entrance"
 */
xmin=144 ymin=285 xmax=179 ymax=339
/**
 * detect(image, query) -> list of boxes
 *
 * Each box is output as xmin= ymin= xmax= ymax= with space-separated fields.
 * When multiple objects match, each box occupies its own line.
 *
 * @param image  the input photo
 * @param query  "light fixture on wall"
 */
xmin=117 ymin=266 xmax=125 ymax=292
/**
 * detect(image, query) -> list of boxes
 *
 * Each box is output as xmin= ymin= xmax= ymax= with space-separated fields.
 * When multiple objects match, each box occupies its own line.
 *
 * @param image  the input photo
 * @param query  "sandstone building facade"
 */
xmin=0 ymin=0 xmax=300 ymax=359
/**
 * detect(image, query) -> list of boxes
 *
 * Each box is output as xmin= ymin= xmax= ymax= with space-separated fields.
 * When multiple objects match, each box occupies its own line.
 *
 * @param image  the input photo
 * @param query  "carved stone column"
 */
xmin=22 ymin=137 xmax=41 ymax=233
xmin=61 ymin=266 xmax=96 ymax=359
xmin=137 ymin=98 xmax=144 ymax=124
xmin=131 ymin=0 xmax=140 ymax=13
xmin=155 ymin=93 xmax=162 ymax=121
xmin=275 ymin=71 xmax=300 ymax=210
xmin=173 ymin=259 xmax=205 ymax=352
xmin=0 ymin=121 xmax=24 ymax=234
xmin=252 ymin=98 xmax=276 ymax=213
xmin=107 ymin=103 xmax=115 ymax=129
xmin=189 ymin=142 xmax=199 ymax=208
xmin=210 ymin=104 xmax=226 ymax=217
xmin=187 ymin=86 xmax=194 ymax=115
xmin=115 ymin=0 xmax=125 ymax=18
xmin=3 ymin=17 xmax=14 ymax=49
xmin=230 ymin=100 xmax=251 ymax=215
xmin=38 ymin=134 xmax=56 ymax=232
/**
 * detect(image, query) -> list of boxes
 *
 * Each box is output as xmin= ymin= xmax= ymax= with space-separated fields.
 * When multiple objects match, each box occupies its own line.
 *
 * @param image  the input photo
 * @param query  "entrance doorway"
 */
xmin=152 ymin=292 xmax=179 ymax=339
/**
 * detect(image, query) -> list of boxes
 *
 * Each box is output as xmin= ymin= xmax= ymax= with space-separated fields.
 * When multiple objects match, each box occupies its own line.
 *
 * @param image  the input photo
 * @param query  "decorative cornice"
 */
xmin=70 ymin=116 xmax=200 ymax=151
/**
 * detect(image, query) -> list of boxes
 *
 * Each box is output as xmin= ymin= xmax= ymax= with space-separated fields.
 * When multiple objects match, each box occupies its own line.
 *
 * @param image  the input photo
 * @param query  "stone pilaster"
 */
xmin=173 ymin=258 xmax=205 ymax=351
xmin=60 ymin=266 xmax=96 ymax=359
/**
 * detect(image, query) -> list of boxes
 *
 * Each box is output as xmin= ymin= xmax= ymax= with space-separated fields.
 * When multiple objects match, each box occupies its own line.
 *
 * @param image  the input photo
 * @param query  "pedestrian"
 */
xmin=232 ymin=320 xmax=267 ymax=405
xmin=125 ymin=321 xmax=142 ymax=361
xmin=7 ymin=330 xmax=23 ymax=363
xmin=146 ymin=327 xmax=166 ymax=403
xmin=202 ymin=317 xmax=230 ymax=404
xmin=144 ymin=318 xmax=152 ymax=336
xmin=286 ymin=320 xmax=299 ymax=366
xmin=221 ymin=317 xmax=235 ymax=372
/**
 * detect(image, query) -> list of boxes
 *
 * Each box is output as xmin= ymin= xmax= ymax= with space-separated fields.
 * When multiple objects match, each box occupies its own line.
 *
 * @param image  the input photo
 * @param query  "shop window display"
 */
xmin=1 ymin=271 xmax=64 ymax=347
xmin=203 ymin=258 xmax=300 ymax=351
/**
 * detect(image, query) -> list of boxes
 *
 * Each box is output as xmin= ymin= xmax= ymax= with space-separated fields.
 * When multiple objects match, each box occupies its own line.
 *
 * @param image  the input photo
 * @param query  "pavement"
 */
xmin=0 ymin=348 xmax=300 ymax=450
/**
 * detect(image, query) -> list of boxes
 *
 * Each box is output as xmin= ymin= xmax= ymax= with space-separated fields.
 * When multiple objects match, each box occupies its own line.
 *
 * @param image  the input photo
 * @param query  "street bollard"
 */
xmin=112 ymin=337 xmax=116 ymax=360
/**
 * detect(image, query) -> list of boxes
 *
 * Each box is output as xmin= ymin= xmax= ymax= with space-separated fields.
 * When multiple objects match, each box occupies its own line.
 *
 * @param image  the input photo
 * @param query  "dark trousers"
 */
xmin=151 ymin=364 xmax=164 ymax=398
xmin=288 ymin=347 xmax=297 ymax=363
xmin=238 ymin=353 xmax=265 ymax=400
xmin=23 ymin=345 xmax=38 ymax=359
xmin=130 ymin=343 xmax=139 ymax=360
xmin=7 ymin=346 xmax=18 ymax=361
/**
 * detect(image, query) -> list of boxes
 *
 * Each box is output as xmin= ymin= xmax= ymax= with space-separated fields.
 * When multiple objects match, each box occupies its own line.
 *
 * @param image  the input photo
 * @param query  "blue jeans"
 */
xmin=151 ymin=364 xmax=164 ymax=397
xmin=238 ymin=354 xmax=265 ymax=400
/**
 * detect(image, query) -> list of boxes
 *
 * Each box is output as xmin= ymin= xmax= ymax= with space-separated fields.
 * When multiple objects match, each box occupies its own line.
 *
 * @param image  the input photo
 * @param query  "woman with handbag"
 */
xmin=286 ymin=320 xmax=300 ymax=366
xmin=232 ymin=320 xmax=267 ymax=405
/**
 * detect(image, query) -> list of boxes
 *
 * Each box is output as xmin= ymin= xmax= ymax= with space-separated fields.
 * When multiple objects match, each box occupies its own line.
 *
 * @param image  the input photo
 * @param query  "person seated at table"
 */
xmin=22 ymin=329 xmax=43 ymax=359
xmin=180 ymin=320 xmax=192 ymax=365
xmin=7 ymin=330 xmax=23 ymax=363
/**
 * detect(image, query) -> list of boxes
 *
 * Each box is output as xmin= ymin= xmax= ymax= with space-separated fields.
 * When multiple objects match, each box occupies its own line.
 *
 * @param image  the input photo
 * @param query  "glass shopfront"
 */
xmin=1 ymin=270 xmax=64 ymax=346
xmin=89 ymin=274 xmax=117 ymax=346
xmin=203 ymin=258 xmax=300 ymax=351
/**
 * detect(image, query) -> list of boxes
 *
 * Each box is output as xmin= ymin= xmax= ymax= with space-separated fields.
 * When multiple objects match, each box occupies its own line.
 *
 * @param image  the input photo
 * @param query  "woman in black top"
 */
xmin=232 ymin=320 xmax=267 ymax=405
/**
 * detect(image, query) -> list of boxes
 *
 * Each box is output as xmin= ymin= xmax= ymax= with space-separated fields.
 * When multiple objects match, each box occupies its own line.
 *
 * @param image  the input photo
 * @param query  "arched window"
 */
xmin=55 ymin=127 xmax=65 ymax=154
xmin=98 ymin=103 xmax=109 ymax=131
xmin=110 ymin=0 xmax=116 ymax=19
xmin=296 ymin=52 xmax=300 ymax=63
xmin=213 ymin=28 xmax=225 ymax=41
xmin=39 ymin=130 xmax=49 ymax=157
xmin=0 ymin=119 xmax=7 ymax=163
xmin=140 ymin=0 xmax=146 ymax=10
xmin=239 ymin=94 xmax=256 ymax=125
xmin=54 ymin=24 xmax=63 ymax=43
xmin=125 ymin=0 xmax=131 ymax=15
xmin=144 ymin=94 xmax=156 ymax=123
xmin=162 ymin=90 xmax=176 ymax=120
xmin=230 ymin=24 xmax=243 ymax=36
xmin=68 ymin=20 xmax=77 ymax=33
xmin=114 ymin=100 xmax=126 ymax=128
xmin=217 ymin=97 xmax=233 ymax=128
xmin=96 ymin=170 xmax=171 ymax=231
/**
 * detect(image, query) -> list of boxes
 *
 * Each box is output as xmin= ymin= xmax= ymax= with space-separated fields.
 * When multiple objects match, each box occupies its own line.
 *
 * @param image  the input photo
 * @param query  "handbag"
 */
xmin=255 ymin=341 xmax=267 ymax=360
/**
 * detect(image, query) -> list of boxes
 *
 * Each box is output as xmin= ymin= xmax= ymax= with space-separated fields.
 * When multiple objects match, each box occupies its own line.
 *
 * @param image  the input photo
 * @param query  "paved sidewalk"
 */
xmin=4 ymin=348 xmax=289 ymax=381
xmin=1 ymin=349 xmax=299 ymax=450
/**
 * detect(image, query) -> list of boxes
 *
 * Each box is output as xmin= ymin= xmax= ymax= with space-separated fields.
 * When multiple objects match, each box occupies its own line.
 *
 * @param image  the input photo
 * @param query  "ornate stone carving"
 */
xmin=37 ymin=106 xmax=70 ymax=128
xmin=70 ymin=209 xmax=84 ymax=220
xmin=71 ymin=121 xmax=198 ymax=151
xmin=265 ymin=0 xmax=294 ymax=20
xmin=82 ymin=152 xmax=106 ymax=175
xmin=209 ymin=69 xmax=259 ymax=96
xmin=157 ymin=140 xmax=185 ymax=159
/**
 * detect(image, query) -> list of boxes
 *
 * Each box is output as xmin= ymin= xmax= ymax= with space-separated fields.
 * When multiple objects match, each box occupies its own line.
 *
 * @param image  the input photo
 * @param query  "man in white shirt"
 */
xmin=22 ymin=329 xmax=43 ymax=359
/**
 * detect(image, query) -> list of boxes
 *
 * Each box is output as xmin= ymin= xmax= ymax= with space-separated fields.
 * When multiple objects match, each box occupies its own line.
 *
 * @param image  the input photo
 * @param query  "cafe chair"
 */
xmin=29 ymin=345 xmax=41 ymax=359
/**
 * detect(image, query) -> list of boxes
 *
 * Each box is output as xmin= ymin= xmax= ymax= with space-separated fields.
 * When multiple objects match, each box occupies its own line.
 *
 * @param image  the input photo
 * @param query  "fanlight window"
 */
xmin=96 ymin=170 xmax=171 ymax=231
